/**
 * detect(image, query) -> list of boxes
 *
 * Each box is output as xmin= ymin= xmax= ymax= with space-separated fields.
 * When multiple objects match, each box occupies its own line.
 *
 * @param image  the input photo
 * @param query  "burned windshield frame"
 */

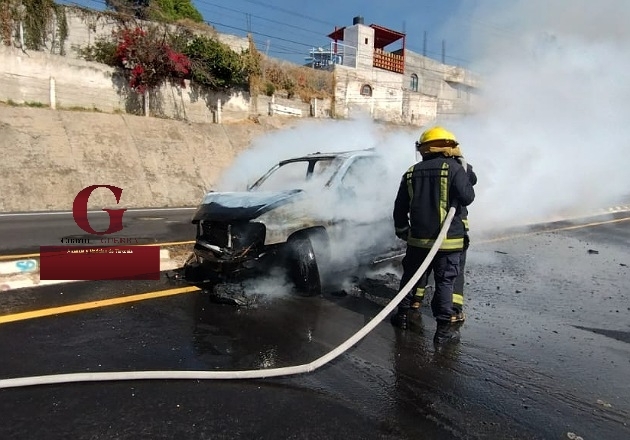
xmin=248 ymin=157 xmax=340 ymax=191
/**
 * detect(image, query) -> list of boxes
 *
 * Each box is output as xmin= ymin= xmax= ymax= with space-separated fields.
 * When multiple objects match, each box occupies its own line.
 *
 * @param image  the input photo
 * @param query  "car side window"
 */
xmin=339 ymin=156 xmax=384 ymax=200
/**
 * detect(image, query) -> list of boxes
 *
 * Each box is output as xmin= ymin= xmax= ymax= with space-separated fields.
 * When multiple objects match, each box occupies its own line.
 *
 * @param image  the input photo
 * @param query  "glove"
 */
xmin=457 ymin=156 xmax=477 ymax=185
xmin=457 ymin=156 xmax=468 ymax=173
xmin=395 ymin=226 xmax=409 ymax=241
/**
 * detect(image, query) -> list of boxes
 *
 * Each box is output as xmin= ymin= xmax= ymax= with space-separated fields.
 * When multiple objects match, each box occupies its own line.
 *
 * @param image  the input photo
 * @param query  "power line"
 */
xmin=61 ymin=0 xmax=324 ymax=49
xmin=57 ymin=0 xmax=470 ymax=65
xmin=193 ymin=0 xmax=325 ymax=38
xmin=205 ymin=19 xmax=317 ymax=48
xmin=233 ymin=0 xmax=337 ymax=27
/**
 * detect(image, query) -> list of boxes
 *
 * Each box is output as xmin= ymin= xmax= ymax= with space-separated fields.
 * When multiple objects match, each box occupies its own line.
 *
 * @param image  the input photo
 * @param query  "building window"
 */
xmin=364 ymin=38 xmax=369 ymax=44
xmin=360 ymin=84 xmax=372 ymax=96
xmin=410 ymin=74 xmax=419 ymax=92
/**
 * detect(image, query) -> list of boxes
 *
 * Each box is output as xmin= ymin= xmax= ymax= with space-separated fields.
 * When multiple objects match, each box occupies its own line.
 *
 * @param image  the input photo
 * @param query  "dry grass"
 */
xmin=262 ymin=57 xmax=333 ymax=103
xmin=174 ymin=18 xmax=217 ymax=37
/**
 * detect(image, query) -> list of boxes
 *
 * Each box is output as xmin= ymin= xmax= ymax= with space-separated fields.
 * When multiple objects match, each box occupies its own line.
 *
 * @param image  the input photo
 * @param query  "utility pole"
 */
xmin=442 ymin=39 xmax=446 ymax=64
xmin=265 ymin=39 xmax=270 ymax=56
xmin=17 ymin=3 xmax=26 ymax=49
xmin=246 ymin=13 xmax=251 ymax=34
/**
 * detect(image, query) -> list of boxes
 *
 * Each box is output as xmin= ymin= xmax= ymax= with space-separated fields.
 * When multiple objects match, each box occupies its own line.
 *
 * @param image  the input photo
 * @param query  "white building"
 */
xmin=323 ymin=16 xmax=480 ymax=125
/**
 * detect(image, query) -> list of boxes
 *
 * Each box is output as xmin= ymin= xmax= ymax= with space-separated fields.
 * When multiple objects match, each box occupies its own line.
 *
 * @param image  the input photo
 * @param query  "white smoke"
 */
xmin=216 ymin=114 xmax=415 ymax=192
xmin=440 ymin=0 xmax=630 ymax=231
xmin=214 ymin=113 xmax=418 ymax=291
xmin=206 ymin=0 xmax=630 ymax=294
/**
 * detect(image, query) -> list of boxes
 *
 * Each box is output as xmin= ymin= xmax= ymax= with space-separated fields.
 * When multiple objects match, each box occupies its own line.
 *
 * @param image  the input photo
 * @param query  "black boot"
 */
xmin=433 ymin=321 xmax=461 ymax=344
xmin=390 ymin=309 xmax=409 ymax=330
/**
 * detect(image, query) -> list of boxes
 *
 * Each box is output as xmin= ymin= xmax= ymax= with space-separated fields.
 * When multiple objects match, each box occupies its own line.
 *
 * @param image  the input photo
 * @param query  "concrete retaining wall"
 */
xmin=0 ymin=45 xmax=254 ymax=123
xmin=0 ymin=45 xmax=332 ymax=123
xmin=0 ymin=105 xmax=295 ymax=212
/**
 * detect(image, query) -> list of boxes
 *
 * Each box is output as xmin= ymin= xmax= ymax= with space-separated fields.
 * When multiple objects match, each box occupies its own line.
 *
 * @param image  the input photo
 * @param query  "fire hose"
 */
xmin=0 ymin=207 xmax=455 ymax=390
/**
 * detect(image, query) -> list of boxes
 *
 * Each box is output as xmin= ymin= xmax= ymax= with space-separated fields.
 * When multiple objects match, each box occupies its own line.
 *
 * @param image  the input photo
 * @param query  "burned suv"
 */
xmin=183 ymin=148 xmax=404 ymax=296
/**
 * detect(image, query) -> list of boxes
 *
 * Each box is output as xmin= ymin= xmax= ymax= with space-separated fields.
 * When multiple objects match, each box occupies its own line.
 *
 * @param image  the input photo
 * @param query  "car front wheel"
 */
xmin=287 ymin=236 xmax=322 ymax=296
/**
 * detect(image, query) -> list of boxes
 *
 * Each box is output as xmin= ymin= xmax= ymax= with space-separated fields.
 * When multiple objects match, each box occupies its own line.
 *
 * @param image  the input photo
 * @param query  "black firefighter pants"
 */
xmin=398 ymin=246 xmax=461 ymax=322
xmin=410 ymin=236 xmax=468 ymax=312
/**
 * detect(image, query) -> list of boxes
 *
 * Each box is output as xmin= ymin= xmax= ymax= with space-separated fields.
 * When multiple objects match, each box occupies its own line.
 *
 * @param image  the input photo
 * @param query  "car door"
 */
xmin=327 ymin=155 xmax=398 ymax=266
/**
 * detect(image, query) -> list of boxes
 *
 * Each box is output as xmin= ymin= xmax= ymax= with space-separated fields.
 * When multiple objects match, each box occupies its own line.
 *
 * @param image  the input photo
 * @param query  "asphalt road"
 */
xmin=0 ymin=212 xmax=629 ymax=439
xmin=0 ymin=208 xmax=198 ymax=254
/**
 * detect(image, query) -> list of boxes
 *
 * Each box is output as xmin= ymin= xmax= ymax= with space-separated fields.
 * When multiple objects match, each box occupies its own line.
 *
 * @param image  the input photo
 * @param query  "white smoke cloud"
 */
xmin=216 ymin=114 xmax=414 ymax=192
xmin=441 ymin=0 xmax=630 ymax=231
xmin=201 ymin=0 xmax=630 ymax=296
xmin=212 ymin=113 xmax=418 ymax=293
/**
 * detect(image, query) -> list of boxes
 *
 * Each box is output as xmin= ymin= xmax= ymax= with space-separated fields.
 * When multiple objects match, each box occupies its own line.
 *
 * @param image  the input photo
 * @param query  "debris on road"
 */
xmin=596 ymin=399 xmax=612 ymax=408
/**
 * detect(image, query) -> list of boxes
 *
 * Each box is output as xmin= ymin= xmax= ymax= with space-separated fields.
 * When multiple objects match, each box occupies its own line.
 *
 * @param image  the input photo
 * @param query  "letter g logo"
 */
xmin=72 ymin=185 xmax=127 ymax=235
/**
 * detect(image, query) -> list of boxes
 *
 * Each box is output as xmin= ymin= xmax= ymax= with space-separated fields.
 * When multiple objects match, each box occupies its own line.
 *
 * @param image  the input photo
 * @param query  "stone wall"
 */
xmin=0 ymin=6 xmax=332 ymax=123
xmin=0 ymin=45 xmax=252 ymax=122
xmin=333 ymin=64 xmax=405 ymax=122
xmin=257 ymin=95 xmax=332 ymax=118
xmin=402 ymin=91 xmax=439 ymax=126
xmin=0 ymin=45 xmax=333 ymax=123
xmin=330 ymin=45 xmax=481 ymax=125
xmin=4 ymin=6 xmax=250 ymax=58
xmin=404 ymin=50 xmax=480 ymax=117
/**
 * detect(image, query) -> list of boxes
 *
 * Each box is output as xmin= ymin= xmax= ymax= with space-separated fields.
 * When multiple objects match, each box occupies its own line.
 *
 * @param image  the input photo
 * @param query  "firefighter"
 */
xmin=390 ymin=126 xmax=475 ymax=341
xmin=410 ymin=153 xmax=477 ymax=315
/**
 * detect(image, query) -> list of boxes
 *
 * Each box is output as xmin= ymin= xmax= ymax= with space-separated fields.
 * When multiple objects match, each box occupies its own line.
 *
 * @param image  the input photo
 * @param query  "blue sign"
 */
xmin=15 ymin=260 xmax=37 ymax=272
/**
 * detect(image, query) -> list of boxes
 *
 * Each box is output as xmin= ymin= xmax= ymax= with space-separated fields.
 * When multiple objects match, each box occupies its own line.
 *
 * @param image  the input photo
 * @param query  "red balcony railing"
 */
xmin=373 ymin=48 xmax=404 ymax=74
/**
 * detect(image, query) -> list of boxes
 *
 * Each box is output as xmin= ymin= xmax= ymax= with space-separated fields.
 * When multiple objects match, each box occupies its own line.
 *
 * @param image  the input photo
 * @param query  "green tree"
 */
xmin=105 ymin=0 xmax=202 ymax=23
xmin=153 ymin=0 xmax=202 ymax=22
xmin=183 ymin=35 xmax=249 ymax=90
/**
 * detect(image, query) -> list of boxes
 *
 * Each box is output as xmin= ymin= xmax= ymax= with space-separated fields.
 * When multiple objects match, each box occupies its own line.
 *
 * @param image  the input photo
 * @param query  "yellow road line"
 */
xmin=480 ymin=215 xmax=630 ymax=244
xmin=2 ymin=214 xmax=629 ymax=325
xmin=0 ymin=241 xmax=195 ymax=261
xmin=0 ymin=253 xmax=40 ymax=261
xmin=140 ymin=240 xmax=195 ymax=247
xmin=0 ymin=286 xmax=200 ymax=325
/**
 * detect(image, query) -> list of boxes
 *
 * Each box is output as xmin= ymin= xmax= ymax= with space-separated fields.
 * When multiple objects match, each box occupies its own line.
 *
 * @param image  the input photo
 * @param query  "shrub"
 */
xmin=112 ymin=25 xmax=191 ymax=94
xmin=152 ymin=0 xmax=202 ymax=23
xmin=182 ymin=35 xmax=249 ymax=90
xmin=264 ymin=82 xmax=275 ymax=97
xmin=77 ymin=37 xmax=118 ymax=65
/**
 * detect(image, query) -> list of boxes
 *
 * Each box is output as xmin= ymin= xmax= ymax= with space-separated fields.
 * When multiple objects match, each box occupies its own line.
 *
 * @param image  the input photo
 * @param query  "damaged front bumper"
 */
xmin=182 ymin=219 xmax=282 ymax=284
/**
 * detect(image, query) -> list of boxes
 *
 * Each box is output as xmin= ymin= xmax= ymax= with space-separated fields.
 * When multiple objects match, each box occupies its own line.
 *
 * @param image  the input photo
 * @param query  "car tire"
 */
xmin=288 ymin=236 xmax=322 ymax=296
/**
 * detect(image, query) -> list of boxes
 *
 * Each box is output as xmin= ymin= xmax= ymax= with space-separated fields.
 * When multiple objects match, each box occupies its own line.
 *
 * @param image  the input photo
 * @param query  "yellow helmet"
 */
xmin=417 ymin=126 xmax=458 ymax=146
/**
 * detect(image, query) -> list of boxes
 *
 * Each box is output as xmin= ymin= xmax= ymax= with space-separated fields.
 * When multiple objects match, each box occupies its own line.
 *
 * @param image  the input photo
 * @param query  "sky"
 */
xmin=59 ymin=0 xmax=487 ymax=67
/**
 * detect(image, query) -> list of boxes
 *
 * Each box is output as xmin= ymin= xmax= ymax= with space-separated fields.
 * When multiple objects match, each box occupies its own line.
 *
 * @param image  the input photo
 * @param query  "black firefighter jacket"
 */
xmin=393 ymin=154 xmax=475 ymax=251
xmin=459 ymin=160 xmax=477 ymax=232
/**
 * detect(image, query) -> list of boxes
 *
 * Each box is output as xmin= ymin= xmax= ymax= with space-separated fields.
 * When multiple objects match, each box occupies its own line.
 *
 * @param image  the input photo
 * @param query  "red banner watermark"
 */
xmin=72 ymin=185 xmax=127 ymax=235
xmin=40 ymin=246 xmax=161 ymax=281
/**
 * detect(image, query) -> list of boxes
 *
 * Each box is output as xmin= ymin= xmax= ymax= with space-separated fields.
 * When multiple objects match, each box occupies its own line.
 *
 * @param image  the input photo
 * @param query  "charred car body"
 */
xmin=183 ymin=148 xmax=404 ymax=296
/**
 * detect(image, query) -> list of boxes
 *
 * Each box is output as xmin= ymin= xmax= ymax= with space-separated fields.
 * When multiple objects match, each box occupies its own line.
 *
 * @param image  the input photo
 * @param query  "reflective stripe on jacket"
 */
xmin=393 ymin=155 xmax=475 ymax=251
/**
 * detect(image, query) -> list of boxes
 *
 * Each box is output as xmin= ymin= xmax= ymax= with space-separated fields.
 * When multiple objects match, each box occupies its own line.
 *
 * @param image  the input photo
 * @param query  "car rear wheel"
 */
xmin=288 ymin=236 xmax=322 ymax=296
